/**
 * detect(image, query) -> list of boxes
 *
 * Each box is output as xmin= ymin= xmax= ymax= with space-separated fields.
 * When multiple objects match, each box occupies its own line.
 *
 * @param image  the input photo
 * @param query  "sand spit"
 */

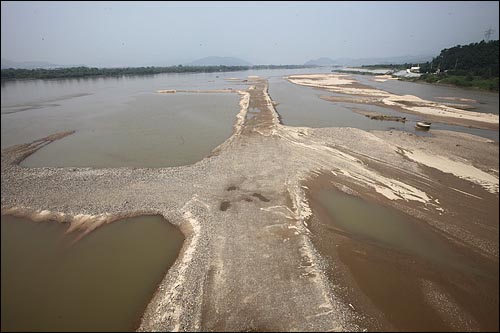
xmin=157 ymin=89 xmax=236 ymax=94
xmin=287 ymin=74 xmax=499 ymax=129
xmin=287 ymin=74 xmax=356 ymax=86
xmin=437 ymin=96 xmax=478 ymax=103
xmin=402 ymin=148 xmax=499 ymax=194
xmin=373 ymin=75 xmax=398 ymax=82
xmin=2 ymin=77 xmax=498 ymax=331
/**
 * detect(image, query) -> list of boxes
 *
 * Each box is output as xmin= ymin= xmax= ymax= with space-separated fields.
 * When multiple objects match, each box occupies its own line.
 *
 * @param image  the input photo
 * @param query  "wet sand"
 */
xmin=1 ymin=76 xmax=498 ymax=331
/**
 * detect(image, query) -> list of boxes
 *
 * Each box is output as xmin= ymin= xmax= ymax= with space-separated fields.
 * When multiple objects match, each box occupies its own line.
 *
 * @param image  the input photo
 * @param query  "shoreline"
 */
xmin=2 ymin=76 xmax=498 ymax=331
xmin=397 ymin=75 xmax=500 ymax=93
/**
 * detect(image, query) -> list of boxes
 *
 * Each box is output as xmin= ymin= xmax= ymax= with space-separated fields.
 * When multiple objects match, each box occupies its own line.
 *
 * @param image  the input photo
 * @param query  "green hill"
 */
xmin=419 ymin=40 xmax=499 ymax=91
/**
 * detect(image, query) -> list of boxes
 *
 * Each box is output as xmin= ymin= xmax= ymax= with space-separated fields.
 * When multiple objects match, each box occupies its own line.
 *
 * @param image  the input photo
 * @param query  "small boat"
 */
xmin=415 ymin=121 xmax=431 ymax=130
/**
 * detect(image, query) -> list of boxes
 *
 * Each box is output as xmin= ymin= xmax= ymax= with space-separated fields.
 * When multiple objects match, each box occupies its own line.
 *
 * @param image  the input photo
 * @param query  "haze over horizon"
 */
xmin=2 ymin=1 xmax=499 ymax=67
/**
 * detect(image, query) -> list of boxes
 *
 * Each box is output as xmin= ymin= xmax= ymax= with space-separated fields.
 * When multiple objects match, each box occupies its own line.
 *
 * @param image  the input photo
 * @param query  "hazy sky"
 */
xmin=2 ymin=1 xmax=499 ymax=67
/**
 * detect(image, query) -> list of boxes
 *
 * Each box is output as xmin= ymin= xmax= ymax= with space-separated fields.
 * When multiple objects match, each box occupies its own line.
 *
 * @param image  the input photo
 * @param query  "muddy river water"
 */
xmin=1 ymin=215 xmax=184 ymax=331
xmin=2 ymin=68 xmax=497 ymax=167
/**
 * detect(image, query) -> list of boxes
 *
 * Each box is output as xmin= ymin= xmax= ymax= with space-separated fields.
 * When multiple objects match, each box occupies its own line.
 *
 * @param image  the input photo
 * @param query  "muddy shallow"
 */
xmin=1 ymin=215 xmax=184 ymax=332
xmin=20 ymin=93 xmax=240 ymax=168
xmin=307 ymin=180 xmax=499 ymax=331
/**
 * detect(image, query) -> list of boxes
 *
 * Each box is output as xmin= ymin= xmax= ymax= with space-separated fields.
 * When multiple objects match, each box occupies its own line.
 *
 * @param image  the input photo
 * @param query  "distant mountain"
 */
xmin=187 ymin=56 xmax=252 ymax=66
xmin=304 ymin=57 xmax=337 ymax=66
xmin=304 ymin=55 xmax=433 ymax=67
xmin=335 ymin=55 xmax=433 ymax=66
xmin=1 ymin=58 xmax=83 ymax=69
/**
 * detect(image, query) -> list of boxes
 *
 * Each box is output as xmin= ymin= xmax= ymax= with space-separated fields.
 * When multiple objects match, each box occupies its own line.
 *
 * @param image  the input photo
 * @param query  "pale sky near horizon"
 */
xmin=1 ymin=1 xmax=499 ymax=67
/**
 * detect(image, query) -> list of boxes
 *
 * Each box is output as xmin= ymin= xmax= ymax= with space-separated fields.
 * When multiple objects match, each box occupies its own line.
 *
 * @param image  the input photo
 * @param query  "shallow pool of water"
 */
xmin=20 ymin=92 xmax=239 ymax=168
xmin=309 ymin=187 xmax=499 ymax=331
xmin=1 ymin=215 xmax=184 ymax=332
xmin=313 ymin=189 xmax=469 ymax=270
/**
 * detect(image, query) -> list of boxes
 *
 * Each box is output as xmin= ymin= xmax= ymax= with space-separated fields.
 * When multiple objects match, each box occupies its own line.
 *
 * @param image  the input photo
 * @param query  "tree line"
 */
xmin=418 ymin=40 xmax=499 ymax=91
xmin=1 ymin=64 xmax=312 ymax=80
xmin=419 ymin=40 xmax=498 ymax=77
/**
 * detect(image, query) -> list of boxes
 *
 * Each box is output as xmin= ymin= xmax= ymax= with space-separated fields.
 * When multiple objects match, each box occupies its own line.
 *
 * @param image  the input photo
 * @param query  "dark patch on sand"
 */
xmin=252 ymin=193 xmax=270 ymax=202
xmin=220 ymin=201 xmax=231 ymax=211
xmin=350 ymin=109 xmax=407 ymax=123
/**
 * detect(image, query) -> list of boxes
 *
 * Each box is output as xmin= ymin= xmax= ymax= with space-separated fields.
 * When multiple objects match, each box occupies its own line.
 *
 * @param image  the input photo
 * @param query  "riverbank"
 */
xmin=0 ymin=65 xmax=312 ymax=81
xmin=334 ymin=66 xmax=499 ymax=92
xmin=400 ymin=74 xmax=499 ymax=92
xmin=1 ymin=77 xmax=498 ymax=331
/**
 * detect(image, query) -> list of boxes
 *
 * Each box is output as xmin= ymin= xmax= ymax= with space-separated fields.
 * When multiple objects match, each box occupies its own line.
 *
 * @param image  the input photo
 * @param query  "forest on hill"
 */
xmin=419 ymin=40 xmax=498 ymax=91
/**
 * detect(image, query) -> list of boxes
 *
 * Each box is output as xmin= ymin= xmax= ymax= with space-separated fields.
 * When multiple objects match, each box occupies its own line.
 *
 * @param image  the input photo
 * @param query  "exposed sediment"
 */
xmin=2 ymin=76 xmax=498 ymax=331
xmin=287 ymin=74 xmax=499 ymax=130
xmin=349 ymin=108 xmax=407 ymax=122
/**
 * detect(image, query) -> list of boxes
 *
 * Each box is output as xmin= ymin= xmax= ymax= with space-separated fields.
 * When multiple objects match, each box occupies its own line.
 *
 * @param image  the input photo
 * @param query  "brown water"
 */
xmin=309 ymin=188 xmax=499 ymax=331
xmin=2 ymin=68 xmax=334 ymax=168
xmin=1 ymin=73 xmax=241 ymax=168
xmin=20 ymin=92 xmax=239 ymax=168
xmin=1 ymin=215 xmax=184 ymax=332
xmin=3 ymin=69 xmax=498 ymax=168
xmin=314 ymin=189 xmax=477 ymax=272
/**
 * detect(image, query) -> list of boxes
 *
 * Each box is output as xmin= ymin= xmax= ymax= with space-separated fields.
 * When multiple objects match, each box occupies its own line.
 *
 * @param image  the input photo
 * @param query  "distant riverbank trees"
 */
xmin=418 ymin=40 xmax=499 ymax=91
xmin=1 ymin=64 xmax=312 ymax=80
xmin=420 ymin=40 xmax=498 ymax=77
xmin=361 ymin=40 xmax=499 ymax=91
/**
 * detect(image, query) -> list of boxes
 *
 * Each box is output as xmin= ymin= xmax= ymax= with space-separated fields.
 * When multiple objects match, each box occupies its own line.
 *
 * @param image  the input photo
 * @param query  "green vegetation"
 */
xmin=418 ymin=74 xmax=499 ymax=91
xmin=419 ymin=40 xmax=499 ymax=91
xmin=420 ymin=40 xmax=498 ymax=76
xmin=1 ymin=64 xmax=312 ymax=80
xmin=360 ymin=41 xmax=499 ymax=91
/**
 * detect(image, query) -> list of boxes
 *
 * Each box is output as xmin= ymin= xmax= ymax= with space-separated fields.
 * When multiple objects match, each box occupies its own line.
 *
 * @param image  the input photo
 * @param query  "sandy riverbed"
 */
xmin=2 ymin=76 xmax=498 ymax=331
